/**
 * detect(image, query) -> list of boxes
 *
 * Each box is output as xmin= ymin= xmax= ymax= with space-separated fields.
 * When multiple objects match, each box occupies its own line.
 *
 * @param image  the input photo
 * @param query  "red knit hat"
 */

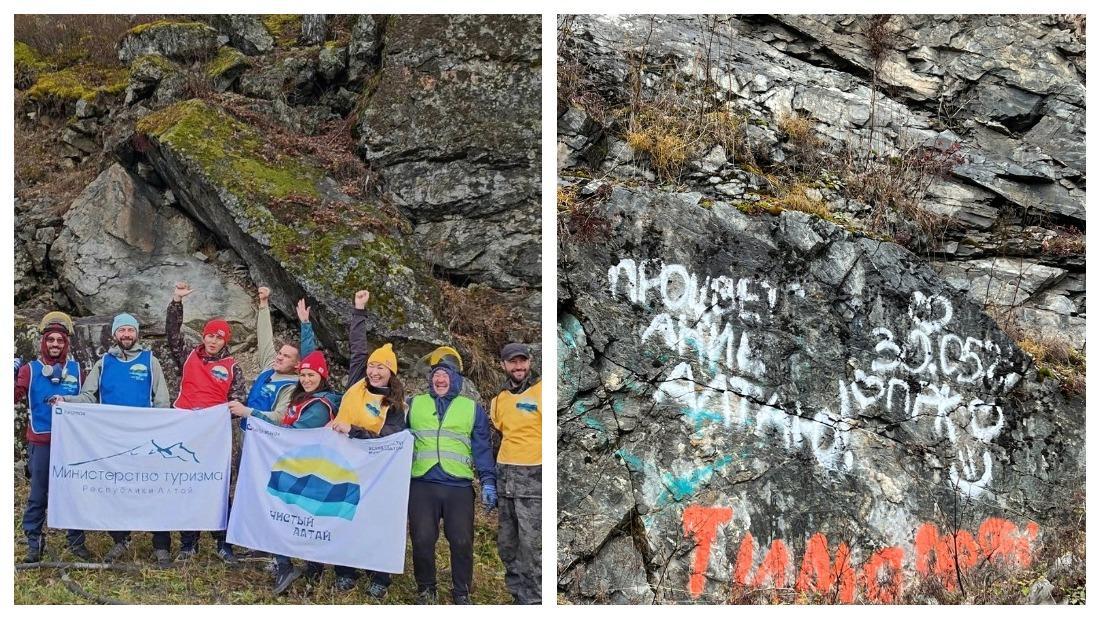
xmin=299 ymin=351 xmax=329 ymax=380
xmin=203 ymin=319 xmax=232 ymax=341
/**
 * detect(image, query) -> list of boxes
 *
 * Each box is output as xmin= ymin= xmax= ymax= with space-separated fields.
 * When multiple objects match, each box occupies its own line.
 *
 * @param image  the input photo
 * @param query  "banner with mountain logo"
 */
xmin=227 ymin=423 xmax=414 ymax=573
xmin=47 ymin=403 xmax=232 ymax=530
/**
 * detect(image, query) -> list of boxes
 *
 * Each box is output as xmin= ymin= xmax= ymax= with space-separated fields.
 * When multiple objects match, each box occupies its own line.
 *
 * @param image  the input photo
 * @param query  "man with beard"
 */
xmin=407 ymin=347 xmax=497 ymax=604
xmin=53 ymin=313 xmax=170 ymax=565
xmin=14 ymin=311 xmax=90 ymax=562
xmin=489 ymin=343 xmax=542 ymax=605
xmin=167 ymin=281 xmax=245 ymax=564
xmin=233 ymin=286 xmax=316 ymax=420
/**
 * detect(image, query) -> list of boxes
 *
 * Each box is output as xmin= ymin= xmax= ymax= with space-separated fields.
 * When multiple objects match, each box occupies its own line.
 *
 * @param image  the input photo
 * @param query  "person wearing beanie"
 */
xmin=14 ymin=311 xmax=90 ymax=562
xmin=51 ymin=312 xmax=171 ymax=565
xmin=406 ymin=345 xmax=497 ymax=605
xmin=165 ymin=281 xmax=245 ymax=564
xmin=489 ymin=343 xmax=542 ymax=604
xmin=230 ymin=349 xmax=342 ymax=594
xmin=327 ymin=289 xmax=408 ymax=596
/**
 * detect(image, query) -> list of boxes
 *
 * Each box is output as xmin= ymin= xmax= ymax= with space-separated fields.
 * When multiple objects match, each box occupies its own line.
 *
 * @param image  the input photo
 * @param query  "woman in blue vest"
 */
xmin=230 ymin=351 xmax=342 ymax=595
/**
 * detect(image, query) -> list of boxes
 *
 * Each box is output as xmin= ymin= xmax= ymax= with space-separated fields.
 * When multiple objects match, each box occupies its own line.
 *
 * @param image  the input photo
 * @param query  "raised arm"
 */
xmin=166 ymin=282 xmax=194 ymax=370
xmin=347 ymin=289 xmax=371 ymax=385
xmin=297 ymin=298 xmax=316 ymax=357
xmin=255 ymin=287 xmax=276 ymax=370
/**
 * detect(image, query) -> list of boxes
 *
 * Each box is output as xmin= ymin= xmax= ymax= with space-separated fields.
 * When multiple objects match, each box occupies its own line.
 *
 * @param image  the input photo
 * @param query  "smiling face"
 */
xmin=273 ymin=344 xmax=300 ymax=374
xmin=366 ymin=362 xmax=392 ymax=388
xmin=43 ymin=333 xmax=66 ymax=358
xmin=115 ymin=326 xmax=138 ymax=350
xmin=299 ymin=368 xmax=322 ymax=393
xmin=431 ymin=369 xmax=451 ymax=396
xmin=202 ymin=333 xmax=226 ymax=356
xmin=502 ymin=355 xmax=531 ymax=383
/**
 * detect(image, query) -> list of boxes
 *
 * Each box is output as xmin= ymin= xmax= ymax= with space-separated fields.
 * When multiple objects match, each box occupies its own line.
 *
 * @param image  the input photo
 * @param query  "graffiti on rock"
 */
xmin=608 ymin=257 xmax=1020 ymax=496
xmin=682 ymin=504 xmax=1039 ymax=601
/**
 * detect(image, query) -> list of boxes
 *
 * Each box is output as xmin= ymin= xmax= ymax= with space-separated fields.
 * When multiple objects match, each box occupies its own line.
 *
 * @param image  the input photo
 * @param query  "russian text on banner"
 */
xmin=47 ymin=403 xmax=232 ymax=531
xmin=227 ymin=423 xmax=414 ymax=573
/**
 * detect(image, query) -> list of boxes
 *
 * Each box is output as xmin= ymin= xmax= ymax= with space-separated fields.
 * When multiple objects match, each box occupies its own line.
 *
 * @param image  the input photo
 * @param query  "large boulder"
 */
xmin=133 ymin=98 xmax=446 ymax=358
xmin=118 ymin=20 xmax=223 ymax=64
xmin=356 ymin=15 xmax=541 ymax=290
xmin=557 ymin=182 xmax=1084 ymax=603
xmin=52 ymin=164 xmax=256 ymax=339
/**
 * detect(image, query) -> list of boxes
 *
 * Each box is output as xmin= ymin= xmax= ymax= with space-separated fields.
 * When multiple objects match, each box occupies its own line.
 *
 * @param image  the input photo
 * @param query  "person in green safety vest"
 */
xmin=407 ymin=347 xmax=497 ymax=605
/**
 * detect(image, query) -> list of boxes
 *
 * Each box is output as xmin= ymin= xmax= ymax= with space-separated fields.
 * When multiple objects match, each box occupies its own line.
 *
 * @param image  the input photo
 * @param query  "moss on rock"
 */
xmin=25 ymin=64 xmax=129 ymax=103
xmin=262 ymin=14 xmax=302 ymax=47
xmin=136 ymin=98 xmax=434 ymax=335
xmin=127 ymin=19 xmax=211 ymax=36
xmin=206 ymin=46 xmax=249 ymax=78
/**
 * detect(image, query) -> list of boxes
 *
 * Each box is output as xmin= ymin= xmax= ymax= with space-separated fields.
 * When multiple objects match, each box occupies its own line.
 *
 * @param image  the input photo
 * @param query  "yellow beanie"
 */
xmin=421 ymin=345 xmax=463 ymax=372
xmin=368 ymin=343 xmax=398 ymax=375
xmin=39 ymin=311 xmax=74 ymax=335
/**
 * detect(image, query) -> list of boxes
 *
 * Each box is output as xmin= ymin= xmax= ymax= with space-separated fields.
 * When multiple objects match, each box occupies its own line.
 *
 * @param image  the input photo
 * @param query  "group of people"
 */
xmin=15 ymin=283 xmax=542 ymax=605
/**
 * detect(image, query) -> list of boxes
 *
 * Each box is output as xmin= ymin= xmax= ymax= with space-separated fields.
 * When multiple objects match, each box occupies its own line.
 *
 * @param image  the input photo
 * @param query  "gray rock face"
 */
xmin=300 ymin=15 xmax=328 ymax=46
xmin=357 ymin=15 xmax=541 ymax=290
xmin=118 ymin=21 xmax=222 ymax=64
xmin=559 ymin=13 xmax=1085 ymax=370
xmin=52 ymin=164 xmax=256 ymax=338
xmin=557 ymin=183 xmax=1084 ymax=603
xmin=206 ymin=15 xmax=274 ymax=56
xmin=347 ymin=15 xmax=382 ymax=82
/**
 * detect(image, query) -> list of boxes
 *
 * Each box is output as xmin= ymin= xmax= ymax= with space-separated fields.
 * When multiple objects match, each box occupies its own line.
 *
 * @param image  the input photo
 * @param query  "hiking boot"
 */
xmin=301 ymin=564 xmax=323 ymax=585
xmin=175 ymin=545 xmax=198 ymax=562
xmin=272 ymin=565 xmax=301 ymax=595
xmin=216 ymin=545 xmax=238 ymax=565
xmin=335 ymin=575 xmax=358 ymax=592
xmin=366 ymin=580 xmax=389 ymax=600
xmin=416 ymin=588 xmax=438 ymax=604
xmin=104 ymin=540 xmax=129 ymax=563
xmin=24 ymin=538 xmax=44 ymax=564
xmin=69 ymin=543 xmax=94 ymax=562
xmin=453 ymin=593 xmax=472 ymax=605
xmin=154 ymin=549 xmax=172 ymax=568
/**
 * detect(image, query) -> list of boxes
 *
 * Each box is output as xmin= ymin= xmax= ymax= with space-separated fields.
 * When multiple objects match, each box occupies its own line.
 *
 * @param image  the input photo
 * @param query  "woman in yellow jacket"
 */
xmin=328 ymin=289 xmax=407 ymax=598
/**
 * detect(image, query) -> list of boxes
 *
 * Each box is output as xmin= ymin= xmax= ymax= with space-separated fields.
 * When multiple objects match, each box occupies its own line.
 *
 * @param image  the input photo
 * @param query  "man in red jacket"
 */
xmin=165 ymin=281 xmax=245 ymax=564
xmin=14 ymin=311 xmax=91 ymax=562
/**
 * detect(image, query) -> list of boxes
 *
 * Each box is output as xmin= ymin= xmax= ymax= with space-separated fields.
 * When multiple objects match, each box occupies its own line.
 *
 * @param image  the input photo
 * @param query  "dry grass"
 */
xmin=12 ymin=471 xmax=509 ymax=604
xmin=992 ymin=308 xmax=1086 ymax=396
xmin=432 ymin=283 xmax=540 ymax=397
xmin=1041 ymin=226 xmax=1086 ymax=257
xmin=558 ymin=182 xmax=612 ymax=243
xmin=775 ymin=183 xmax=832 ymax=220
xmin=625 ymin=97 xmax=747 ymax=182
xmin=777 ymin=113 xmax=817 ymax=146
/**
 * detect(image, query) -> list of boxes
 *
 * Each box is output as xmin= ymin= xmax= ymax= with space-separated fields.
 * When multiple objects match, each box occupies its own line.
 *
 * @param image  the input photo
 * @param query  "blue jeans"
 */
xmin=23 ymin=442 xmax=85 ymax=547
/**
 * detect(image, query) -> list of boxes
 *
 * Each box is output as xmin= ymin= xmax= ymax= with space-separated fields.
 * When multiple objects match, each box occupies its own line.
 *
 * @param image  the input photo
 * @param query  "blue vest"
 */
xmin=244 ymin=368 xmax=298 ymax=429
xmin=100 ymin=349 xmax=154 ymax=407
xmin=28 ymin=359 xmax=81 ymax=435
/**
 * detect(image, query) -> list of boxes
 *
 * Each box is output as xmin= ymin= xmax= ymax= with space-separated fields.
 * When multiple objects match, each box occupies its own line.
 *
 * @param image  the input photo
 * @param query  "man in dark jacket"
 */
xmin=14 ymin=311 xmax=90 ymax=562
xmin=407 ymin=348 xmax=496 ymax=604
xmin=53 ymin=312 xmax=171 ymax=565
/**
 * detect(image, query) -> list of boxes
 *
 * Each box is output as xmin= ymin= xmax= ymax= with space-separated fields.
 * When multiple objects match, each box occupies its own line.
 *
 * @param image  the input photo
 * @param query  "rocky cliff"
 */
xmin=558 ymin=14 xmax=1085 ymax=604
xmin=15 ymin=15 xmax=541 ymax=397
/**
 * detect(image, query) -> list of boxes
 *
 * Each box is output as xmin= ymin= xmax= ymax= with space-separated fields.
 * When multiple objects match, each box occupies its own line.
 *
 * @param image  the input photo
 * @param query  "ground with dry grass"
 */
xmin=13 ymin=474 xmax=509 ymax=605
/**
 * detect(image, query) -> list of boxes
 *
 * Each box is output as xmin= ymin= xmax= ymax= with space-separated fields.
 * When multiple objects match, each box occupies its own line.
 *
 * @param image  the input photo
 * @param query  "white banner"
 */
xmin=227 ymin=423 xmax=414 ymax=573
xmin=47 ymin=403 xmax=232 ymax=531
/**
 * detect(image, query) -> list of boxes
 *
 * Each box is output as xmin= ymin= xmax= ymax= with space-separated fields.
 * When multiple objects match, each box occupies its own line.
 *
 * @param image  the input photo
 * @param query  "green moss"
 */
xmin=128 ymin=19 xmax=210 ymax=36
xmin=14 ymin=41 xmax=50 ymax=73
xmin=262 ymin=14 xmax=302 ymax=47
xmin=131 ymin=53 xmax=177 ymax=74
xmin=26 ymin=64 xmax=129 ymax=102
xmin=206 ymin=46 xmax=248 ymax=78
xmin=137 ymin=98 xmax=421 ymax=328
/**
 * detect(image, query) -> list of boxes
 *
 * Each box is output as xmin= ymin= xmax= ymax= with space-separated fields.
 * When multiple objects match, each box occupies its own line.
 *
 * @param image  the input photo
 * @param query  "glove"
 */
xmin=481 ymin=483 xmax=497 ymax=510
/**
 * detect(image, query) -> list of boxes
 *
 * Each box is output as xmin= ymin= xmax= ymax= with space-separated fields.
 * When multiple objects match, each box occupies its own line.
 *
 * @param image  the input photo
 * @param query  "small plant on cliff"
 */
xmin=1041 ymin=225 xmax=1086 ymax=257
xmin=558 ymin=182 xmax=613 ymax=244
xmin=991 ymin=307 xmax=1086 ymax=396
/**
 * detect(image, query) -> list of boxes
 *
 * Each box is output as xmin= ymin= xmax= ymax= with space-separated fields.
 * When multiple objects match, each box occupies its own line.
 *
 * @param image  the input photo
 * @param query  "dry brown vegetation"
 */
xmin=992 ymin=307 xmax=1086 ymax=395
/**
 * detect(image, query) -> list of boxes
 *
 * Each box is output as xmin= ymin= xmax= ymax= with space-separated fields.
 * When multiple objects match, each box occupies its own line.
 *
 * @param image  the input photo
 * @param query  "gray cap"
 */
xmin=500 ymin=342 xmax=531 ymax=361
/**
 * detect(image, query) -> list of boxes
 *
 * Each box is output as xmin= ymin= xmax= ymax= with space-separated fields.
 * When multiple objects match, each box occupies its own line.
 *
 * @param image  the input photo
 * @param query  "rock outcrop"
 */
xmin=557 ymin=182 xmax=1084 ymax=604
xmin=559 ymin=14 xmax=1084 ymax=354
xmin=52 ymin=164 xmax=256 ymax=339
xmin=558 ymin=14 xmax=1085 ymax=604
